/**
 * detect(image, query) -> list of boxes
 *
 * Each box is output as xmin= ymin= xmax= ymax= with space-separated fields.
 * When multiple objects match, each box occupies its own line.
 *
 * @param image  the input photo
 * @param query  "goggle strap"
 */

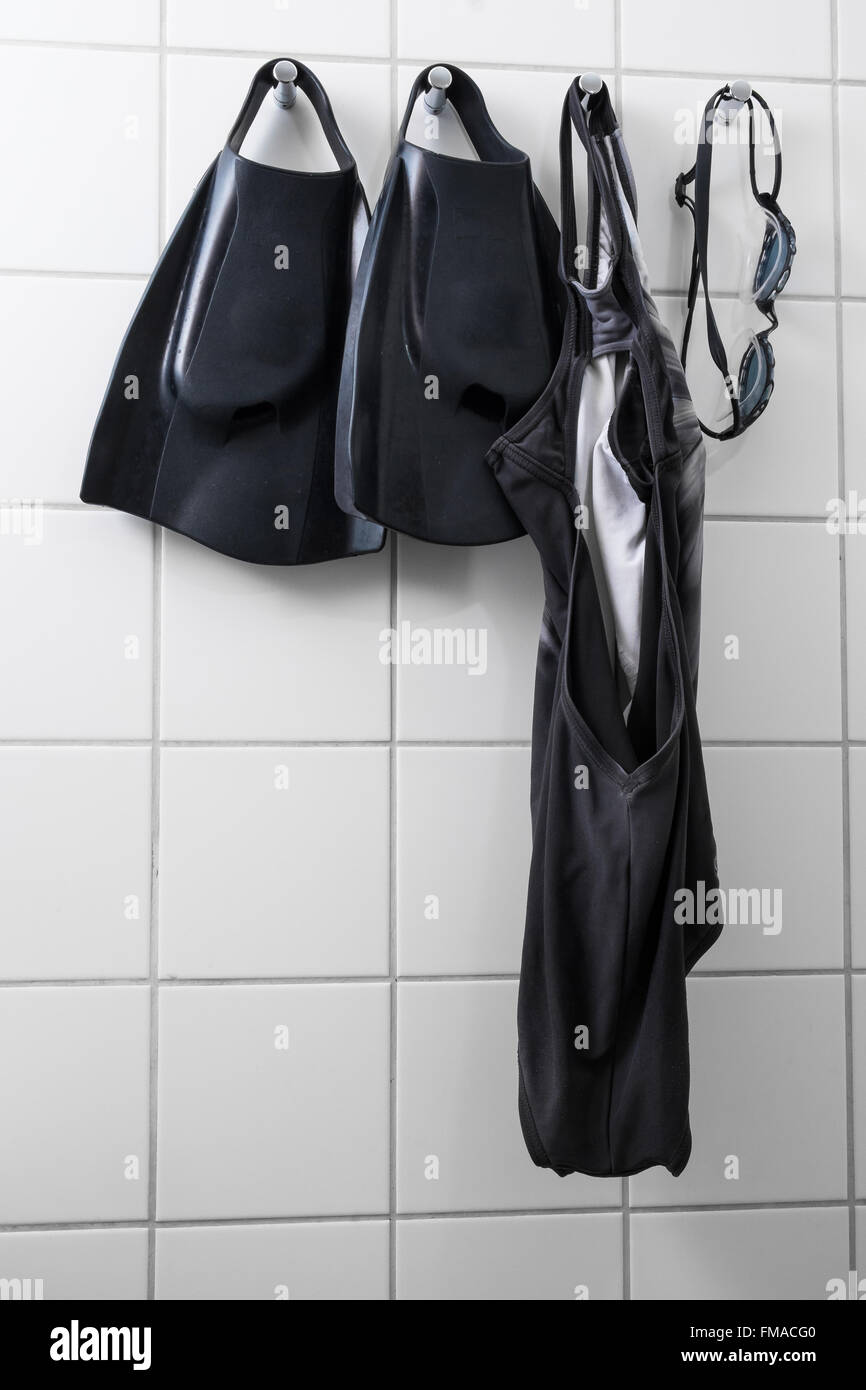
xmin=690 ymin=97 xmax=733 ymax=379
xmin=748 ymin=90 xmax=782 ymax=204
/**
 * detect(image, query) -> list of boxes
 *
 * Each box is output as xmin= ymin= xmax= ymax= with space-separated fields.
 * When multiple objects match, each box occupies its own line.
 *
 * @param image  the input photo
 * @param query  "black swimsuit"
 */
xmin=487 ymin=79 xmax=722 ymax=1178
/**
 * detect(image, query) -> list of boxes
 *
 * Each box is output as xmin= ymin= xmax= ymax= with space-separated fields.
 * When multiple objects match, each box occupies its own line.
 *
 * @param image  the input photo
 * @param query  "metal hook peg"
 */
xmin=579 ymin=72 xmax=604 ymax=97
xmin=273 ymin=60 xmax=298 ymax=110
xmin=424 ymin=65 xmax=452 ymax=114
xmin=718 ymin=77 xmax=752 ymax=125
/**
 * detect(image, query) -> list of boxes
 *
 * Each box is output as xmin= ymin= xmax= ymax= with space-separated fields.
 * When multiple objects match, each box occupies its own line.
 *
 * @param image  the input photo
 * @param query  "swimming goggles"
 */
xmin=675 ymin=84 xmax=796 ymax=440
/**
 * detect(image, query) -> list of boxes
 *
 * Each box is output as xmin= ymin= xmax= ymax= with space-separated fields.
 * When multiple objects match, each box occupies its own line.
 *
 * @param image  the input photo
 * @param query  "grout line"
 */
xmin=0 ymin=1196 xmax=856 ymax=1235
xmin=11 ymin=501 xmax=846 ymax=524
xmin=0 ymin=37 xmax=859 ymax=89
xmin=388 ymin=0 xmax=399 ymax=1306
xmin=613 ymin=0 xmax=631 ymax=1307
xmin=829 ymin=0 xmax=857 ymax=1276
xmin=0 ymin=737 xmax=860 ymax=749
xmin=701 ymin=738 xmax=846 ymax=747
xmin=654 ymin=289 xmax=855 ymax=304
xmin=389 ymin=1197 xmax=855 ymax=1219
xmin=0 ymin=266 xmax=858 ymax=304
xmin=388 ymin=516 xmax=398 ymax=1311
xmin=145 ymin=0 xmax=168 ymax=1304
xmin=0 ymin=738 xmax=861 ymax=750
xmin=0 ymin=968 xmax=859 ymax=989
xmin=702 ymin=515 xmax=838 ymax=524
xmin=0 ymin=268 xmax=149 ymax=281
xmin=0 ymin=39 xmax=389 ymax=62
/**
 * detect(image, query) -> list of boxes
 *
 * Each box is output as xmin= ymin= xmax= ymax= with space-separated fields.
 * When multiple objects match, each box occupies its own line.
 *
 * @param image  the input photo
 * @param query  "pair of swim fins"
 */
xmin=81 ymin=60 xmax=563 ymax=562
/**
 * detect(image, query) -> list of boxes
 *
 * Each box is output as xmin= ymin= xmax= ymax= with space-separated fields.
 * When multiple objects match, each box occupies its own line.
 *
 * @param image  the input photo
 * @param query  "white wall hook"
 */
xmin=273 ymin=59 xmax=298 ymax=109
xmin=425 ymin=65 xmax=452 ymax=114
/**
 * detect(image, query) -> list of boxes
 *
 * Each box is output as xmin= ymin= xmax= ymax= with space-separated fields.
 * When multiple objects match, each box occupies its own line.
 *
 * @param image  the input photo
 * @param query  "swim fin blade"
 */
xmin=81 ymin=59 xmax=385 ymax=565
xmin=335 ymin=64 xmax=564 ymax=545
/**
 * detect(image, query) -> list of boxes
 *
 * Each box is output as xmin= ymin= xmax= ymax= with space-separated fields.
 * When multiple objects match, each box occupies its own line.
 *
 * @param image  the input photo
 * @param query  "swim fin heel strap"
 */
xmin=335 ymin=64 xmax=564 ymax=545
xmin=81 ymin=59 xmax=385 ymax=565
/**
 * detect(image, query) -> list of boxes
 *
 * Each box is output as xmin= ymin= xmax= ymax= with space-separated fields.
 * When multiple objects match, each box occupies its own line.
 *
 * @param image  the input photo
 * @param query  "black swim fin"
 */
xmin=81 ymin=59 xmax=385 ymax=565
xmin=335 ymin=64 xmax=564 ymax=545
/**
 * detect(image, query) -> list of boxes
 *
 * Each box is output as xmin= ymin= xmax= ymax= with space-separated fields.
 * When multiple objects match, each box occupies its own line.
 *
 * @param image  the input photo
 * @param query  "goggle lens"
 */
xmin=737 ymin=336 xmax=774 ymax=421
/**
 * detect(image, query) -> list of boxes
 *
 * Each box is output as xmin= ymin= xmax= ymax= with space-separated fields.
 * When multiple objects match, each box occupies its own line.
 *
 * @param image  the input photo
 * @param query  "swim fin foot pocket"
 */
xmin=81 ymin=59 xmax=385 ymax=564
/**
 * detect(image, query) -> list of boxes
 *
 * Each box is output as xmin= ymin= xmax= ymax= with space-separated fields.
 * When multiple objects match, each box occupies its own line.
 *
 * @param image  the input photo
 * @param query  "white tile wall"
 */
xmin=847 ymin=535 xmax=866 ymax=740
xmin=158 ymin=747 xmax=389 ymax=978
xmin=395 ymin=536 xmax=542 ymax=740
xmin=396 ymin=0 xmax=615 ymax=69
xmin=839 ymin=86 xmax=866 ymax=297
xmin=850 ymin=751 xmax=866 ymax=969
xmin=397 ymin=1213 xmax=623 ymax=1301
xmin=0 ymin=511 xmax=153 ymax=739
xmin=838 ymin=0 xmax=866 ymax=81
xmin=0 ymin=0 xmax=859 ymax=1303
xmin=698 ymin=748 xmax=843 ymax=972
xmin=160 ymin=535 xmax=390 ymax=741
xmin=165 ymin=0 xmax=391 ymax=58
xmin=620 ymin=0 xmax=832 ymax=80
xmin=0 ymin=278 xmax=144 ymax=502
xmin=396 ymin=981 xmax=620 ymax=1211
xmin=0 ymin=46 xmax=159 ymax=273
xmin=0 ymin=747 xmax=151 ymax=979
xmin=631 ymin=977 xmax=847 ymax=1207
xmin=854 ymin=976 xmax=866 ymax=1198
xmin=842 ymin=303 xmax=866 ymax=499
xmin=0 ymin=1228 xmax=148 ymax=1300
xmin=396 ymin=747 xmax=531 ymax=976
xmin=631 ymin=1208 xmax=848 ymax=1301
xmin=156 ymin=984 xmax=389 ymax=1219
xmin=0 ymin=986 xmax=150 ymax=1223
xmin=155 ymin=1221 xmax=389 ymax=1300
xmin=0 ymin=1 xmax=159 ymax=46
xmin=698 ymin=522 xmax=841 ymax=741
